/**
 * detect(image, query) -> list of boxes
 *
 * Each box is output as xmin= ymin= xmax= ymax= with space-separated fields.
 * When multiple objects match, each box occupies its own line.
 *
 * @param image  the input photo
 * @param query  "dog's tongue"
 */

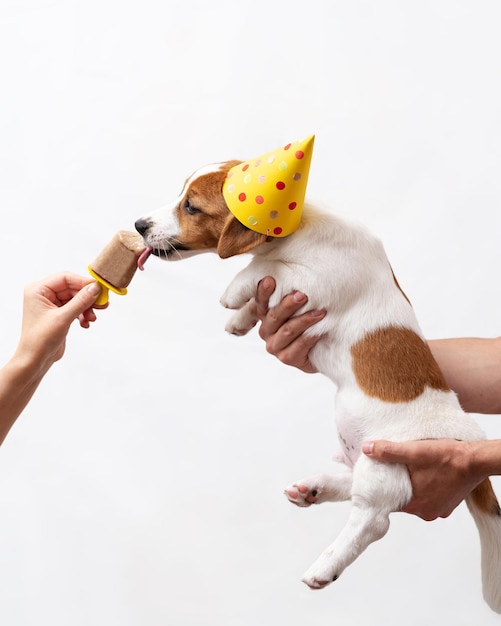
xmin=137 ymin=247 xmax=153 ymax=271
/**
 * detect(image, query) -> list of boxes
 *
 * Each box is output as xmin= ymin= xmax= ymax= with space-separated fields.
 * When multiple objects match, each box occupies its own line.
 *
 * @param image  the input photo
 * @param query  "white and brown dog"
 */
xmin=135 ymin=160 xmax=501 ymax=612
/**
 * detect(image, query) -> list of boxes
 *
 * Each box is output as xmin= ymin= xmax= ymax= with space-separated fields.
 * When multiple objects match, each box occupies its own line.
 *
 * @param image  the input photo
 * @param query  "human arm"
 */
xmin=429 ymin=337 xmax=501 ymax=414
xmin=0 ymin=273 xmax=102 ymax=444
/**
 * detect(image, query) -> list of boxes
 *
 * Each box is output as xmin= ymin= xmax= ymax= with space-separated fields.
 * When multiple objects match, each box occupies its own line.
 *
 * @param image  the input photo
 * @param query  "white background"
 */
xmin=1 ymin=1 xmax=501 ymax=624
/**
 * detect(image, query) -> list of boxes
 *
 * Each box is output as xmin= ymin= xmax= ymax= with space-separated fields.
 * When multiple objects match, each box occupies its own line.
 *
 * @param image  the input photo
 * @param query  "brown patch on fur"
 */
xmin=173 ymin=161 xmax=270 ymax=259
xmin=391 ymin=267 xmax=411 ymax=305
xmin=471 ymin=478 xmax=501 ymax=516
xmin=351 ymin=326 xmax=450 ymax=402
xmin=173 ymin=164 xmax=237 ymax=252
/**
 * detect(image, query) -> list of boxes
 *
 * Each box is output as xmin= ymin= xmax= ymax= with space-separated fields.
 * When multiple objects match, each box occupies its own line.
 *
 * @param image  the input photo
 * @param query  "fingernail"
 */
xmin=87 ymin=282 xmax=102 ymax=297
xmin=309 ymin=308 xmax=325 ymax=318
xmin=262 ymin=277 xmax=274 ymax=291
xmin=293 ymin=290 xmax=307 ymax=303
xmin=362 ymin=442 xmax=374 ymax=455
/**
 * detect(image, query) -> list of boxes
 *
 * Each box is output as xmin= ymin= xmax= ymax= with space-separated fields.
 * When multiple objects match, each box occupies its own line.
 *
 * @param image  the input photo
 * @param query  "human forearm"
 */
xmin=470 ymin=439 xmax=501 ymax=478
xmin=0 ymin=275 xmax=102 ymax=445
xmin=0 ymin=353 xmax=47 ymax=445
xmin=429 ymin=337 xmax=501 ymax=414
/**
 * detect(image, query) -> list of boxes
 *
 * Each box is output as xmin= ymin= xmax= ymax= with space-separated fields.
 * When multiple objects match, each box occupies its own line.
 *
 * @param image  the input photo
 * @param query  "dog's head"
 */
xmin=135 ymin=161 xmax=271 ymax=261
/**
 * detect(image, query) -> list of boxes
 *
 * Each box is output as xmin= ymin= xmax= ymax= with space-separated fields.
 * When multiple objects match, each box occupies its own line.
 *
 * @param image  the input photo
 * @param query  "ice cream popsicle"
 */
xmin=88 ymin=230 xmax=146 ymax=306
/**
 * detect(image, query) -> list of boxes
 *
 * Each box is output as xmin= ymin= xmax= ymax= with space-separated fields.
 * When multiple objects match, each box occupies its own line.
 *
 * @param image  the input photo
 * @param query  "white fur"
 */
xmin=138 ymin=177 xmax=501 ymax=612
xmin=220 ymin=202 xmax=501 ymax=608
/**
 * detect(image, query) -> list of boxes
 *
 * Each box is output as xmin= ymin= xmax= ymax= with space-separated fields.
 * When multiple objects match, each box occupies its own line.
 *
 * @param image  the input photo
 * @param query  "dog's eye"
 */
xmin=184 ymin=200 xmax=202 ymax=216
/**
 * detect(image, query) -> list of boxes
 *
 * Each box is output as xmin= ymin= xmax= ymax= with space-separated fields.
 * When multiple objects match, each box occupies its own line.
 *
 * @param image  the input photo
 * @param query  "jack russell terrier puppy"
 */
xmin=135 ymin=143 xmax=501 ymax=613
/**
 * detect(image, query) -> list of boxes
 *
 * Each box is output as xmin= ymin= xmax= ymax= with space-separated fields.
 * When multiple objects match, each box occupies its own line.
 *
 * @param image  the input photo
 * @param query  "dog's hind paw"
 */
xmin=302 ymin=574 xmax=337 ymax=590
xmin=302 ymin=557 xmax=340 ymax=590
xmin=284 ymin=482 xmax=320 ymax=507
xmin=284 ymin=472 xmax=352 ymax=506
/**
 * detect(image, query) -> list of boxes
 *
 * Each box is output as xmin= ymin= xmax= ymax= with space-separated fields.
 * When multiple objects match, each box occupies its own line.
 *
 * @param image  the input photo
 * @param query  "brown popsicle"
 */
xmin=88 ymin=230 xmax=146 ymax=305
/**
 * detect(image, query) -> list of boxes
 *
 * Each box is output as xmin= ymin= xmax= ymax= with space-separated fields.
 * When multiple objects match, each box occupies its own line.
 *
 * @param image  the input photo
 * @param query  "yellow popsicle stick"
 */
xmin=88 ymin=266 xmax=128 ymax=306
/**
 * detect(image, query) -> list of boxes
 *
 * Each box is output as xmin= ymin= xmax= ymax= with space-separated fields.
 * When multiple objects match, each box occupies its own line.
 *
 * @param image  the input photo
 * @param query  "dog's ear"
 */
xmin=217 ymin=215 xmax=270 ymax=259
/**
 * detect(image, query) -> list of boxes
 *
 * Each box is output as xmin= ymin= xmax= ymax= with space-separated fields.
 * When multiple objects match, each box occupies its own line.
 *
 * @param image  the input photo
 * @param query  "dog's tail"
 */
xmin=466 ymin=478 xmax=501 ymax=613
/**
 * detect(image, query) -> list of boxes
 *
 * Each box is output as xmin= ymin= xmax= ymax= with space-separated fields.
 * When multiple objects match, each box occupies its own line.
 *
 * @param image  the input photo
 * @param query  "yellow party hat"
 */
xmin=222 ymin=135 xmax=314 ymax=237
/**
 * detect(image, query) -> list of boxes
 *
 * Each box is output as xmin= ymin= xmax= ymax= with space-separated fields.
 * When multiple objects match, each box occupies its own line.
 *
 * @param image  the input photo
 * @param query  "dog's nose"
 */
xmin=135 ymin=218 xmax=151 ymax=236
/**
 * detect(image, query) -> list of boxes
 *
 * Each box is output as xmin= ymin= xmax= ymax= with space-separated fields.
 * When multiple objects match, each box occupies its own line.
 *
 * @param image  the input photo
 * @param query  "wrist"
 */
xmin=468 ymin=440 xmax=501 ymax=481
xmin=7 ymin=344 xmax=53 ymax=387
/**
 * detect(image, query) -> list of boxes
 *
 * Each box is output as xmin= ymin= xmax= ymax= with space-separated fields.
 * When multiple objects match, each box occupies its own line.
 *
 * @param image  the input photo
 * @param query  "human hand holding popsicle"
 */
xmin=0 ymin=233 xmax=151 ymax=445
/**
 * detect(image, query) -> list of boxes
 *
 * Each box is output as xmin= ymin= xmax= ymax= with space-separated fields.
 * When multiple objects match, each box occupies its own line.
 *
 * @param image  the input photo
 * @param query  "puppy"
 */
xmin=135 ymin=160 xmax=501 ymax=612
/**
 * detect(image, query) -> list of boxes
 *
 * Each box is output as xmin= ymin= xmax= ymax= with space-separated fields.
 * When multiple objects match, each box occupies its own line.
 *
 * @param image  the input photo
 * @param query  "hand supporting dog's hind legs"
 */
xmin=285 ymin=472 xmax=353 ymax=507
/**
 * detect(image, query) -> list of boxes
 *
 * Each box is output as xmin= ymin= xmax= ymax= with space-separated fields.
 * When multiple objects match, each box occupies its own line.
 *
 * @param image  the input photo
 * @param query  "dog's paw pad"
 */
xmin=284 ymin=483 xmax=320 ymax=507
xmin=224 ymin=316 xmax=257 ymax=336
xmin=224 ymin=323 xmax=255 ymax=336
xmin=225 ymin=326 xmax=249 ymax=336
xmin=302 ymin=576 xmax=334 ymax=590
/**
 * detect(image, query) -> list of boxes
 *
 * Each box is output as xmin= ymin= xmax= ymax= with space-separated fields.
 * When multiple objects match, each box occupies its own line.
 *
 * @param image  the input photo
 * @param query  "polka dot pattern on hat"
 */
xmin=222 ymin=135 xmax=315 ymax=238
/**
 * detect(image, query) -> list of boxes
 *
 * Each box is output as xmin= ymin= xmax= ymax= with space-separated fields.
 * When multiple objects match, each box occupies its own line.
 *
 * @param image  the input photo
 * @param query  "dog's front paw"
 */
xmin=284 ymin=482 xmax=321 ymax=507
xmin=224 ymin=301 xmax=258 ymax=336
xmin=220 ymin=285 xmax=248 ymax=311
xmin=225 ymin=315 xmax=256 ymax=336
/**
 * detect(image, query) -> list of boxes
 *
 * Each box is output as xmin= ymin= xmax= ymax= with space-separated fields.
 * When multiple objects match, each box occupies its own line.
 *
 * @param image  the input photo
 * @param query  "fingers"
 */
xmin=362 ymin=440 xmax=413 ymax=464
xmin=255 ymin=277 xmax=311 ymax=327
xmin=262 ymin=307 xmax=325 ymax=355
xmin=78 ymin=306 xmax=98 ymax=329
xmin=363 ymin=438 xmax=459 ymax=465
xmin=257 ymin=285 xmax=319 ymax=341
xmin=58 ymin=282 xmax=103 ymax=324
xmin=255 ymin=276 xmax=276 ymax=318
xmin=36 ymin=272 xmax=94 ymax=301
xmin=268 ymin=327 xmax=324 ymax=373
xmin=255 ymin=275 xmax=326 ymax=373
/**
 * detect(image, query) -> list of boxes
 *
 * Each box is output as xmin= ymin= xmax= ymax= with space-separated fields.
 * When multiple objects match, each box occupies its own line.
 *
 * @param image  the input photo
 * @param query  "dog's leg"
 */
xmin=301 ymin=456 xmax=411 ymax=589
xmin=220 ymin=266 xmax=263 ymax=336
xmin=224 ymin=299 xmax=259 ymax=336
xmin=284 ymin=472 xmax=353 ymax=507
xmin=220 ymin=269 xmax=260 ymax=312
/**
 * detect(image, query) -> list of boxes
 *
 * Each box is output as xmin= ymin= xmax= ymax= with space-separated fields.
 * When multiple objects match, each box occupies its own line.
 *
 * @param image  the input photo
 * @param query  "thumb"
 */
xmin=362 ymin=440 xmax=407 ymax=463
xmin=59 ymin=282 xmax=103 ymax=322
